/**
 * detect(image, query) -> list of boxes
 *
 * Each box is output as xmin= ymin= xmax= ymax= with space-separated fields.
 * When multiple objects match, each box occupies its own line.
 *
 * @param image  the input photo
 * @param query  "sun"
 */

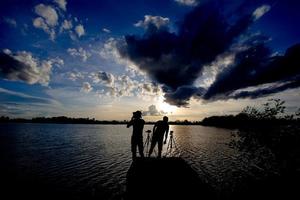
xmin=158 ymin=102 xmax=177 ymax=114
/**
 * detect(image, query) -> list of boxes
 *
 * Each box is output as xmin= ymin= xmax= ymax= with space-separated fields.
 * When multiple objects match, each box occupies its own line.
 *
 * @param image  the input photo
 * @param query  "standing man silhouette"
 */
xmin=127 ymin=111 xmax=145 ymax=159
xmin=148 ymin=116 xmax=169 ymax=158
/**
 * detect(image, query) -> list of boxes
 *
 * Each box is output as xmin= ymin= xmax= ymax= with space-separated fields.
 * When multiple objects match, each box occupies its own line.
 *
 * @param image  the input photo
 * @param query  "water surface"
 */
xmin=0 ymin=123 xmax=257 ymax=199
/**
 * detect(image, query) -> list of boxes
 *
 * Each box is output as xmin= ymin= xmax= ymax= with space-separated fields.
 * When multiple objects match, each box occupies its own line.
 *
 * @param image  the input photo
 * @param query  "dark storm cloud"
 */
xmin=204 ymin=43 xmax=300 ymax=100
xmin=164 ymin=86 xmax=205 ymax=107
xmin=231 ymin=79 xmax=300 ymax=99
xmin=118 ymin=0 xmax=259 ymax=106
xmin=0 ymin=51 xmax=52 ymax=85
xmin=119 ymin=0 xmax=300 ymax=106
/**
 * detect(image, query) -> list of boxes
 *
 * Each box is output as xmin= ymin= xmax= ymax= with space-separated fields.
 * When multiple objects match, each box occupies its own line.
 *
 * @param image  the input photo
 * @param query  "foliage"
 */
xmin=241 ymin=99 xmax=286 ymax=119
xmin=230 ymin=99 xmax=300 ymax=177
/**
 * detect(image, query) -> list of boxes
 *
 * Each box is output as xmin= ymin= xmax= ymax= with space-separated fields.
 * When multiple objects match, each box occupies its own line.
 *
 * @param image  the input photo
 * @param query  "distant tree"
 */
xmin=241 ymin=99 xmax=286 ymax=120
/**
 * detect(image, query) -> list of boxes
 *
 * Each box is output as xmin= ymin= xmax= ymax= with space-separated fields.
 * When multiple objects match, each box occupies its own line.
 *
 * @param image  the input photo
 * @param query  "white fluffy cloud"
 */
xmin=253 ymin=4 xmax=271 ymax=20
xmin=75 ymin=24 xmax=85 ymax=37
xmin=134 ymin=15 xmax=170 ymax=29
xmin=96 ymin=74 xmax=136 ymax=98
xmin=60 ymin=19 xmax=73 ymax=31
xmin=99 ymin=37 xmax=120 ymax=60
xmin=69 ymin=72 xmax=84 ymax=81
xmin=34 ymin=4 xmax=58 ymax=26
xmin=54 ymin=0 xmax=67 ymax=11
xmin=33 ymin=17 xmax=49 ymax=31
xmin=33 ymin=4 xmax=58 ymax=40
xmin=81 ymin=82 xmax=93 ymax=93
xmin=143 ymin=105 xmax=166 ymax=116
xmin=99 ymin=38 xmax=141 ymax=76
xmin=174 ymin=0 xmax=198 ymax=6
xmin=92 ymin=71 xmax=114 ymax=86
xmin=49 ymin=57 xmax=64 ymax=67
xmin=0 ymin=49 xmax=53 ymax=86
xmin=33 ymin=17 xmax=56 ymax=40
xmin=88 ymin=68 xmax=161 ymax=101
xmin=67 ymin=47 xmax=91 ymax=62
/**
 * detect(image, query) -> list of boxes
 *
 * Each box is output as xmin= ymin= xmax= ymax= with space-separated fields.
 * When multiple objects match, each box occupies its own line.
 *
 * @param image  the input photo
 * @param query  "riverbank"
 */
xmin=0 ymin=116 xmax=202 ymax=125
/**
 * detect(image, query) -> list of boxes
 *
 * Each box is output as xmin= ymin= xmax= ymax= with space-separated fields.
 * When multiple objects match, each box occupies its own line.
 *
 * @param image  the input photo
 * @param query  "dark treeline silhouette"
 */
xmin=0 ymin=115 xmax=202 ymax=125
xmin=201 ymin=99 xmax=300 ymax=129
xmin=202 ymin=99 xmax=300 ymax=199
xmin=0 ymin=116 xmax=126 ymax=124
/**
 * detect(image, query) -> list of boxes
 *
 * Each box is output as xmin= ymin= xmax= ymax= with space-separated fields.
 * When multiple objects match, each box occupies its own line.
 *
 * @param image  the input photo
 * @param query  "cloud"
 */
xmin=90 ymin=71 xmax=161 ymax=101
xmin=3 ymin=17 xmax=17 ymax=27
xmin=204 ymin=43 xmax=300 ymax=100
xmin=231 ymin=80 xmax=300 ymax=100
xmin=134 ymin=15 xmax=170 ymax=30
xmin=3 ymin=49 xmax=11 ymax=55
xmin=0 ymin=49 xmax=53 ymax=85
xmin=34 ymin=4 xmax=58 ymax=26
xmin=118 ymin=1 xmax=300 ymax=106
xmin=99 ymin=38 xmax=140 ymax=74
xmin=96 ymin=74 xmax=140 ymax=98
xmin=174 ymin=0 xmax=198 ymax=6
xmin=33 ymin=17 xmax=49 ymax=31
xmin=68 ymin=31 xmax=77 ymax=41
xmin=92 ymin=71 xmax=114 ymax=86
xmin=114 ymin=75 xmax=136 ymax=96
xmin=100 ymin=37 xmax=124 ymax=61
xmin=49 ymin=57 xmax=64 ymax=67
xmin=33 ymin=4 xmax=58 ymax=40
xmin=54 ymin=0 xmax=67 ymax=11
xmin=67 ymin=47 xmax=91 ymax=62
xmin=102 ymin=28 xmax=111 ymax=33
xmin=75 ymin=24 xmax=85 ymax=37
xmin=195 ymin=52 xmax=236 ymax=88
xmin=143 ymin=105 xmax=166 ymax=116
xmin=60 ymin=19 xmax=73 ymax=32
xmin=33 ymin=17 xmax=56 ymax=40
xmin=69 ymin=71 xmax=84 ymax=81
xmin=0 ymin=87 xmax=60 ymax=105
xmin=140 ymin=83 xmax=161 ymax=95
xmin=118 ymin=1 xmax=257 ymax=106
xmin=164 ymin=86 xmax=205 ymax=107
xmin=252 ymin=4 xmax=271 ymax=20
xmin=81 ymin=82 xmax=93 ymax=93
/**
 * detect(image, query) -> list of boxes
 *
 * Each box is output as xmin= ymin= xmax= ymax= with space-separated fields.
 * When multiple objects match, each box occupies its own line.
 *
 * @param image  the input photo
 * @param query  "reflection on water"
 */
xmin=1 ymin=123 xmax=256 ymax=198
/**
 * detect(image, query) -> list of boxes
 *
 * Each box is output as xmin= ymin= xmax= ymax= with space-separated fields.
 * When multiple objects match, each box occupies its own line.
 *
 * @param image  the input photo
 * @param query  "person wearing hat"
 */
xmin=127 ymin=111 xmax=145 ymax=159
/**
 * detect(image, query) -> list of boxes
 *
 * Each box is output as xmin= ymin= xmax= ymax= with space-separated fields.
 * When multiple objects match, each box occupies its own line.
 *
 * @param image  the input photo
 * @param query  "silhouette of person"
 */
xmin=127 ymin=111 xmax=145 ymax=159
xmin=148 ymin=116 xmax=169 ymax=158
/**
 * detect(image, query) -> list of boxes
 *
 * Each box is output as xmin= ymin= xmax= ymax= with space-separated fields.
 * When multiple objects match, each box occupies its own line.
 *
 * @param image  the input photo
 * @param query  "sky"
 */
xmin=0 ymin=0 xmax=300 ymax=121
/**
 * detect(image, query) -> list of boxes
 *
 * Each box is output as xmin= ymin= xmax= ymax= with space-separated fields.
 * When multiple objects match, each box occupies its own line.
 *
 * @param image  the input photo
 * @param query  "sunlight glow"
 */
xmin=158 ymin=102 xmax=177 ymax=114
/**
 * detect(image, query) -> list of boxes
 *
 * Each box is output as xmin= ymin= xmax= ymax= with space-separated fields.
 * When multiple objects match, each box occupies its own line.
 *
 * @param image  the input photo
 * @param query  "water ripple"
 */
xmin=1 ymin=123 xmax=261 ymax=198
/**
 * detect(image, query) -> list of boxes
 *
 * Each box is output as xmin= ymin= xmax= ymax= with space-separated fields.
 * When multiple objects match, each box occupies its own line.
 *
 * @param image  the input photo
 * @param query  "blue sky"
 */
xmin=0 ymin=0 xmax=300 ymax=120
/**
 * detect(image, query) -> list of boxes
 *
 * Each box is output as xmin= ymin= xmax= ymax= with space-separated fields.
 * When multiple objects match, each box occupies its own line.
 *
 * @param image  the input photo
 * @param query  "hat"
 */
xmin=133 ymin=110 xmax=142 ymax=117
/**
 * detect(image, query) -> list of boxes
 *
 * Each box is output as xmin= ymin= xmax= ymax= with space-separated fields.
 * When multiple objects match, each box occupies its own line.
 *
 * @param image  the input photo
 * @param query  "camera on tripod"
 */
xmin=143 ymin=129 xmax=179 ymax=157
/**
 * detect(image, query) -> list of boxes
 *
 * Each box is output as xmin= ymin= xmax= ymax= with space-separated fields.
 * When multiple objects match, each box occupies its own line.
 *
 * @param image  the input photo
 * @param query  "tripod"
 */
xmin=164 ymin=131 xmax=179 ymax=157
xmin=144 ymin=130 xmax=156 ymax=156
